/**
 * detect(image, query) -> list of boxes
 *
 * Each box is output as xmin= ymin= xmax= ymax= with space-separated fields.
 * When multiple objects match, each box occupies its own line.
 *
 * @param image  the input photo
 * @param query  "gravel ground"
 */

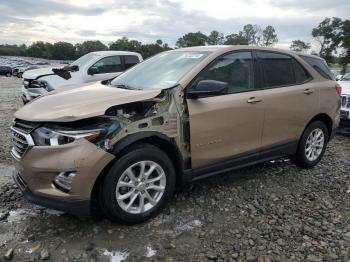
xmin=0 ymin=76 xmax=349 ymax=261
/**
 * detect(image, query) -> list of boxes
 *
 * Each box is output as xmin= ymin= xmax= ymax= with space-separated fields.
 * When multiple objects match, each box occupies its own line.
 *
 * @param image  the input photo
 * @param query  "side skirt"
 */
xmin=184 ymin=141 xmax=298 ymax=182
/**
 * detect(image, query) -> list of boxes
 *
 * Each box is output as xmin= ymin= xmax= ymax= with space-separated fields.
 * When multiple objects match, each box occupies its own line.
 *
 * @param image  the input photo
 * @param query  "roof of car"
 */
xmin=91 ymin=51 xmax=142 ymax=56
xmin=173 ymin=45 xmax=325 ymax=60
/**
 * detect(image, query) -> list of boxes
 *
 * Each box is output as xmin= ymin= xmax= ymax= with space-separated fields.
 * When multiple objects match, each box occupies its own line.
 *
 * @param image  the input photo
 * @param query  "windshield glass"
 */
xmin=71 ymin=53 xmax=99 ymax=68
xmin=111 ymin=51 xmax=209 ymax=90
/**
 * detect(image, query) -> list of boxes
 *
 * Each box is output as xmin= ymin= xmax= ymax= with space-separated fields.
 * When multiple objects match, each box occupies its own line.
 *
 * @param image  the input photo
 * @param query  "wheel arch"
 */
xmin=302 ymin=113 xmax=333 ymax=142
xmin=91 ymin=132 xmax=186 ymax=208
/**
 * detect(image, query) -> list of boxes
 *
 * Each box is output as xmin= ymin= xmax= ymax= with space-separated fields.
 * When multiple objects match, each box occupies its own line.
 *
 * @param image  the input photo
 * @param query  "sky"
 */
xmin=0 ymin=0 xmax=349 ymax=50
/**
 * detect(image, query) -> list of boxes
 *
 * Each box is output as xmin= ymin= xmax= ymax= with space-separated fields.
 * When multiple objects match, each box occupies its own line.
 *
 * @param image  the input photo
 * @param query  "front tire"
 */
xmin=294 ymin=120 xmax=328 ymax=168
xmin=99 ymin=143 xmax=175 ymax=224
xmin=6 ymin=72 xmax=11 ymax=77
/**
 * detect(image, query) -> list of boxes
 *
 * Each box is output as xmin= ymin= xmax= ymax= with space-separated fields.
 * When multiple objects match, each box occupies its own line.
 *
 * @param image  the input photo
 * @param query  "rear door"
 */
xmin=187 ymin=51 xmax=265 ymax=168
xmin=123 ymin=55 xmax=140 ymax=70
xmin=256 ymin=51 xmax=319 ymax=148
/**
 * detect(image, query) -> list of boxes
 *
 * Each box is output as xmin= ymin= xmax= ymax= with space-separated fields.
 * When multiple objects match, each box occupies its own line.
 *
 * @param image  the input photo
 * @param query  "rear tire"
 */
xmin=99 ymin=143 xmax=175 ymax=224
xmin=294 ymin=120 xmax=328 ymax=168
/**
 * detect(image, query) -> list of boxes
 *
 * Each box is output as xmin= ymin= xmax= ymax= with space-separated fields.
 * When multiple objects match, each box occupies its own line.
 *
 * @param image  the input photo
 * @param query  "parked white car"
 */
xmin=21 ymin=51 xmax=143 ymax=103
xmin=338 ymin=72 xmax=350 ymax=134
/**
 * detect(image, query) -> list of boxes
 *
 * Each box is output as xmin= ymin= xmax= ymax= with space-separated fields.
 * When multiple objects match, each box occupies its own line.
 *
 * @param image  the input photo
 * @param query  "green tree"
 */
xmin=224 ymin=32 xmax=248 ymax=45
xmin=312 ymin=17 xmax=342 ymax=63
xmin=207 ymin=30 xmax=224 ymax=45
xmin=75 ymin=40 xmax=107 ymax=58
xmin=262 ymin=26 xmax=278 ymax=46
xmin=27 ymin=41 xmax=53 ymax=59
xmin=290 ymin=40 xmax=311 ymax=52
xmin=176 ymin=31 xmax=208 ymax=47
xmin=0 ymin=44 xmax=27 ymax=56
xmin=242 ymin=24 xmax=262 ymax=45
xmin=109 ymin=37 xmax=142 ymax=52
xmin=339 ymin=19 xmax=350 ymax=73
xmin=51 ymin=42 xmax=75 ymax=60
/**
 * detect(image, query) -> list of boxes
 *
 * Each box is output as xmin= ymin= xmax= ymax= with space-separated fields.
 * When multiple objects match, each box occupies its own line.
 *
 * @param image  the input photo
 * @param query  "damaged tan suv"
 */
xmin=11 ymin=46 xmax=340 ymax=224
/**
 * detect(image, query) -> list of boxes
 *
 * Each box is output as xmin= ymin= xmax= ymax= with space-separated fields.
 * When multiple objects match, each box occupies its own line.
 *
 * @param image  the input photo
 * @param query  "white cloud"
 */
xmin=0 ymin=0 xmax=349 ymax=49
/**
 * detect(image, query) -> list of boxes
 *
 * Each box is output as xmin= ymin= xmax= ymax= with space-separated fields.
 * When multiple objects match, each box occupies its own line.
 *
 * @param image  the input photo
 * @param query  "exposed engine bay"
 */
xmin=104 ymin=85 xmax=191 ymax=162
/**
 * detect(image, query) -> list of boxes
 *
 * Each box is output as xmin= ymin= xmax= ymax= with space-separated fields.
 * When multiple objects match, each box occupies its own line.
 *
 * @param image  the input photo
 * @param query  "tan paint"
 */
xmin=187 ymin=90 xmax=265 ymax=167
xmin=14 ymin=139 xmax=115 ymax=200
xmin=15 ymin=82 xmax=161 ymax=122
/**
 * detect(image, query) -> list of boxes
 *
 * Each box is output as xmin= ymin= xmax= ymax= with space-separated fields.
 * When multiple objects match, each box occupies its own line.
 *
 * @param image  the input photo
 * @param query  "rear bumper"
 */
xmin=13 ymin=173 xmax=91 ymax=216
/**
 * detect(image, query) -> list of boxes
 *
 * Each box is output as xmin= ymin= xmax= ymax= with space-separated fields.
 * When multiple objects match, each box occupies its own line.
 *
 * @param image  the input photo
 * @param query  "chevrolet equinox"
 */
xmin=11 ymin=46 xmax=341 ymax=224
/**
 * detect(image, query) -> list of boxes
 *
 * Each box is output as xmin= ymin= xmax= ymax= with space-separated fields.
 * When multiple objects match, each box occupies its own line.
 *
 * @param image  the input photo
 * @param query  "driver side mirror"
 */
xmin=88 ymin=67 xmax=99 ymax=75
xmin=187 ymin=80 xmax=229 ymax=99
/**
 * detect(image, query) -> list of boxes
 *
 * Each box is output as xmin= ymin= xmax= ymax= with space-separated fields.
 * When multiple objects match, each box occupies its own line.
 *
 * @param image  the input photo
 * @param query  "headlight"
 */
xmin=30 ymin=80 xmax=50 ymax=91
xmin=32 ymin=122 xmax=120 ymax=146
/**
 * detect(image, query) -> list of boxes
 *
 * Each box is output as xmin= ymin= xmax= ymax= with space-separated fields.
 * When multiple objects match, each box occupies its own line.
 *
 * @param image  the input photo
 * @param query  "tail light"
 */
xmin=335 ymin=84 xmax=342 ymax=95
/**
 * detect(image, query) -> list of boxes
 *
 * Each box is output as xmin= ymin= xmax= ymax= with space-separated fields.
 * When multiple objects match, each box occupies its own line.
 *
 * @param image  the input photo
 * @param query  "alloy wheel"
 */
xmin=116 ymin=161 xmax=166 ymax=214
xmin=305 ymin=128 xmax=325 ymax=162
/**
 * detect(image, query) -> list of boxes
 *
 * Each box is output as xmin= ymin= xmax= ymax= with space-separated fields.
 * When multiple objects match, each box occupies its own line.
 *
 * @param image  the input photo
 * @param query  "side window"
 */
xmin=91 ymin=56 xmax=122 ymax=74
xmin=300 ymin=56 xmax=334 ymax=80
xmin=124 ymin=55 xmax=140 ymax=70
xmin=258 ymin=51 xmax=295 ymax=88
xmin=292 ymin=59 xmax=312 ymax=84
xmin=194 ymin=52 xmax=255 ymax=94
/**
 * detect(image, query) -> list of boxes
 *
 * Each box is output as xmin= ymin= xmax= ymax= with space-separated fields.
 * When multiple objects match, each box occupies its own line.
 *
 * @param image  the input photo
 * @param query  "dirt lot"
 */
xmin=0 ymin=76 xmax=349 ymax=261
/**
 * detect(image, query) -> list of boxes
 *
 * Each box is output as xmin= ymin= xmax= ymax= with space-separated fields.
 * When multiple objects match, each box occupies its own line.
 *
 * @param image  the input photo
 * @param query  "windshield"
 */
xmin=111 ymin=51 xmax=209 ymax=90
xmin=71 ymin=53 xmax=99 ymax=68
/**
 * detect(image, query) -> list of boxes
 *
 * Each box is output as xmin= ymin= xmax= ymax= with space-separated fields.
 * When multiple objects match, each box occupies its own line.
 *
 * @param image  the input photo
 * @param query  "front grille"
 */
xmin=11 ymin=119 xmax=36 ymax=160
xmin=341 ymin=95 xmax=350 ymax=109
xmin=340 ymin=110 xmax=349 ymax=120
xmin=13 ymin=119 xmax=39 ymax=133
xmin=13 ymin=173 xmax=27 ymax=191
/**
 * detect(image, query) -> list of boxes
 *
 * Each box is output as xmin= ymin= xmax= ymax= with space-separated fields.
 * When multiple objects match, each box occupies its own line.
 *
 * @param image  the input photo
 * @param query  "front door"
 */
xmin=187 ymin=51 xmax=265 ymax=168
xmin=86 ymin=55 xmax=123 ymax=82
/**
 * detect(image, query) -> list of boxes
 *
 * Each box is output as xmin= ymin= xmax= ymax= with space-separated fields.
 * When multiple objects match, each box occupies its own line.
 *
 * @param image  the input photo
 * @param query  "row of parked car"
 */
xmin=0 ymin=56 xmax=51 ymax=78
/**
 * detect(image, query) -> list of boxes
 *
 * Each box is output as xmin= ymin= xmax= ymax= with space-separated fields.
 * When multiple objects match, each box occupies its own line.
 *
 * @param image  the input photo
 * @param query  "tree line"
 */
xmin=0 ymin=38 xmax=171 ymax=61
xmin=0 ymin=18 xmax=349 ymax=72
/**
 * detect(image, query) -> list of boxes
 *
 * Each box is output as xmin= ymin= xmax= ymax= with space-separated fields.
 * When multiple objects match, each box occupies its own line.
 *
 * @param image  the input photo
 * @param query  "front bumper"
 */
xmin=13 ymin=173 xmax=91 ymax=216
xmin=12 ymin=139 xmax=115 ymax=216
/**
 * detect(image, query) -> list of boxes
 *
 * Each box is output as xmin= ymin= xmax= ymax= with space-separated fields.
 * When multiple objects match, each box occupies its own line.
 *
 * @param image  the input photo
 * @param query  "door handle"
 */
xmin=303 ymin=88 xmax=314 ymax=95
xmin=247 ymin=97 xmax=263 ymax=104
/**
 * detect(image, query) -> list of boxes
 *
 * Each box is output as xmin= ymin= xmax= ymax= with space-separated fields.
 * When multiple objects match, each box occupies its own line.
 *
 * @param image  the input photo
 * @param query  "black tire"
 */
xmin=294 ymin=120 xmax=328 ymax=168
xmin=6 ymin=72 xmax=11 ymax=77
xmin=99 ymin=143 xmax=176 ymax=224
xmin=17 ymin=73 xmax=22 ymax=78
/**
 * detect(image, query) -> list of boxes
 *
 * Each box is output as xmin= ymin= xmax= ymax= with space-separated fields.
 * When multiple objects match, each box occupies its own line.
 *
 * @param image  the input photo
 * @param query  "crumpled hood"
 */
xmin=340 ymin=81 xmax=350 ymax=95
xmin=22 ymin=67 xmax=56 ymax=79
xmin=15 ymin=82 xmax=161 ymax=122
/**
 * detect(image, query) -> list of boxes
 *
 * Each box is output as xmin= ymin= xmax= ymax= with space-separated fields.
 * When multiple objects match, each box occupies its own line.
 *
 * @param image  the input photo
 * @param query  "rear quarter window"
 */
xmin=300 ymin=56 xmax=334 ymax=80
xmin=292 ymin=59 xmax=312 ymax=84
